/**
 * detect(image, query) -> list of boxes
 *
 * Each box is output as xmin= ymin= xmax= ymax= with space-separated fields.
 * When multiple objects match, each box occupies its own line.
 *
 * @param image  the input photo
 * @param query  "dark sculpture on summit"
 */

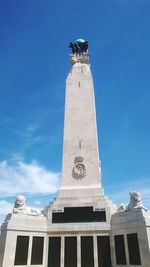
xmin=69 ymin=39 xmax=88 ymax=55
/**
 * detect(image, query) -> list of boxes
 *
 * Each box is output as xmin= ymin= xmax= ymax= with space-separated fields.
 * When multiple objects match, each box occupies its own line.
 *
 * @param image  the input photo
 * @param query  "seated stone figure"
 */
xmin=13 ymin=195 xmax=43 ymax=216
xmin=117 ymin=191 xmax=147 ymax=212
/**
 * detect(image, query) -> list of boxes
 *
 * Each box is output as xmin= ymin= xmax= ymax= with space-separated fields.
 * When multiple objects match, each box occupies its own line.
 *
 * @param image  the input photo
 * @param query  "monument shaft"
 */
xmin=60 ymin=62 xmax=102 ymax=198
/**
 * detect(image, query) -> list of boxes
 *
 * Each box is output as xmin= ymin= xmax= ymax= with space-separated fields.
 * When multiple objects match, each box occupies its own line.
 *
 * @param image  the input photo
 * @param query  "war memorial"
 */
xmin=0 ymin=39 xmax=150 ymax=267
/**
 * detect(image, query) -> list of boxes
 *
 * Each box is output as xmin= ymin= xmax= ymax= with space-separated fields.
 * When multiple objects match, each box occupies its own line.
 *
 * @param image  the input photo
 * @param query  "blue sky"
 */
xmin=0 ymin=0 xmax=150 ymax=224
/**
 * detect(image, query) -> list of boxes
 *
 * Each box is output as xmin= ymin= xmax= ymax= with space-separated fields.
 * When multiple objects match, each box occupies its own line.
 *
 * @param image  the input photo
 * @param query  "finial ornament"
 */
xmin=69 ymin=39 xmax=89 ymax=65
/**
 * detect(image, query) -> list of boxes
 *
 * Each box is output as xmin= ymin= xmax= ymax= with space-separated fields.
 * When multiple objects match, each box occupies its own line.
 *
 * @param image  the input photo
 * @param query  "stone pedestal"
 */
xmin=111 ymin=209 xmax=150 ymax=267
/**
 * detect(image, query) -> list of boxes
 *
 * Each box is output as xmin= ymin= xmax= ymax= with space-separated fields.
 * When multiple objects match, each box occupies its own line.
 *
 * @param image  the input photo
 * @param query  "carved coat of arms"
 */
xmin=72 ymin=156 xmax=87 ymax=179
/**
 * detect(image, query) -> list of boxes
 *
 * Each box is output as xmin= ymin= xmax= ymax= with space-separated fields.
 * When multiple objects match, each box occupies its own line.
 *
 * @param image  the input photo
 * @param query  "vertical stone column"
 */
xmin=61 ymin=236 xmax=64 ymax=267
xmin=93 ymin=235 xmax=98 ymax=267
xmin=27 ymin=235 xmax=32 ymax=266
xmin=77 ymin=235 xmax=81 ymax=267
xmin=110 ymin=234 xmax=115 ymax=267
xmin=124 ymin=234 xmax=130 ymax=266
xmin=43 ymin=235 xmax=49 ymax=267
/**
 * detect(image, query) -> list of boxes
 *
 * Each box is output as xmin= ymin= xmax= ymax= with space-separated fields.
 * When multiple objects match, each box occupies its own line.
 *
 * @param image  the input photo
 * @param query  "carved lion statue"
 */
xmin=14 ymin=195 xmax=26 ymax=209
xmin=13 ymin=195 xmax=44 ymax=216
xmin=117 ymin=191 xmax=147 ymax=212
xmin=128 ymin=191 xmax=143 ymax=210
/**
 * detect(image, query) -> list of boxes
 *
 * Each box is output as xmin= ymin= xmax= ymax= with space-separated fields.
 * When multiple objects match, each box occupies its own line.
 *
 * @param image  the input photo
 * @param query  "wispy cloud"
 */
xmin=14 ymin=122 xmax=45 ymax=145
xmin=0 ymin=160 xmax=60 ymax=197
xmin=0 ymin=116 xmax=14 ymax=125
xmin=26 ymin=123 xmax=42 ymax=134
xmin=0 ymin=200 xmax=14 ymax=225
xmin=0 ymin=158 xmax=60 ymax=225
xmin=34 ymin=200 xmax=42 ymax=206
xmin=105 ymin=177 xmax=150 ymax=209
xmin=0 ymin=200 xmax=13 ymax=215
xmin=0 ymin=158 xmax=149 ymax=226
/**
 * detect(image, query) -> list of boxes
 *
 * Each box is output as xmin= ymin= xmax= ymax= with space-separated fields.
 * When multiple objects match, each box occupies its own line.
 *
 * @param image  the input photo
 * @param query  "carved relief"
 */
xmin=117 ymin=191 xmax=148 ymax=212
xmin=70 ymin=53 xmax=89 ymax=65
xmin=72 ymin=156 xmax=87 ymax=179
xmin=13 ymin=195 xmax=44 ymax=216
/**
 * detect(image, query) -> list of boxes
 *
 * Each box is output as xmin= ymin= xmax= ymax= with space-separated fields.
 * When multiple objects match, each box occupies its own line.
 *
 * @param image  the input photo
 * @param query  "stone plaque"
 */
xmin=114 ymin=235 xmax=126 ymax=265
xmin=65 ymin=237 xmax=77 ymax=267
xmin=81 ymin=236 xmax=94 ymax=267
xmin=31 ymin=236 xmax=44 ymax=265
xmin=127 ymin=233 xmax=141 ymax=265
xmin=97 ymin=236 xmax=112 ymax=267
xmin=14 ymin=236 xmax=29 ymax=266
xmin=48 ymin=237 xmax=61 ymax=267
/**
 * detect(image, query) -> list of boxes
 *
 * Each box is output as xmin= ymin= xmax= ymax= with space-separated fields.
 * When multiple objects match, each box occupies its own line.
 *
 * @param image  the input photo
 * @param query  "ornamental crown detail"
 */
xmin=74 ymin=156 xmax=84 ymax=164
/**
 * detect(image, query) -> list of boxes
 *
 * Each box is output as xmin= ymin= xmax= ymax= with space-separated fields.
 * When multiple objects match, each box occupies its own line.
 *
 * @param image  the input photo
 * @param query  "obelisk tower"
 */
xmin=1 ymin=39 xmax=150 ymax=267
xmin=59 ymin=39 xmax=103 ymax=199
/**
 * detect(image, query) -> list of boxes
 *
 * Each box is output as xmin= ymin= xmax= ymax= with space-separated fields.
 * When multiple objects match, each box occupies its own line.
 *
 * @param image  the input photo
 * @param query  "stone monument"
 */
xmin=0 ymin=39 xmax=150 ymax=267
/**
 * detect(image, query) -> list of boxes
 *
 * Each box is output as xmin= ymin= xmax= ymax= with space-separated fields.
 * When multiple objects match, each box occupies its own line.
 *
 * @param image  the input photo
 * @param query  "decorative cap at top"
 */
xmin=74 ymin=156 xmax=84 ymax=164
xmin=69 ymin=39 xmax=89 ymax=65
xmin=75 ymin=38 xmax=85 ymax=43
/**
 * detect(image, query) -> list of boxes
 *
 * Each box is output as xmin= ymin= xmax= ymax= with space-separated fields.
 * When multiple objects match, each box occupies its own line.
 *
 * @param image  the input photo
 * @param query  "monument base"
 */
xmin=0 ymin=194 xmax=150 ymax=266
xmin=111 ymin=209 xmax=150 ymax=267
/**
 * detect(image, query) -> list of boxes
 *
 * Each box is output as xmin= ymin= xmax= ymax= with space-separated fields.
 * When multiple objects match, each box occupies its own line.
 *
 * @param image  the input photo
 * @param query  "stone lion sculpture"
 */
xmin=117 ymin=191 xmax=147 ymax=212
xmin=13 ymin=195 xmax=43 ymax=216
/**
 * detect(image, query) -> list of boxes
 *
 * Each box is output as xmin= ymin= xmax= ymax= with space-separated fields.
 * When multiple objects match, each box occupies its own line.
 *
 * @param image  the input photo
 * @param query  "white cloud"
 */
xmin=0 ymin=200 xmax=13 ymax=215
xmin=0 ymin=159 xmax=149 ymax=226
xmin=0 ymin=160 xmax=60 ymax=197
xmin=0 ymin=200 xmax=14 ymax=226
xmin=105 ymin=178 xmax=150 ymax=209
xmin=26 ymin=123 xmax=42 ymax=135
xmin=34 ymin=200 xmax=42 ymax=206
xmin=14 ymin=123 xmax=45 ymax=146
xmin=0 ymin=160 xmax=60 ymax=225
